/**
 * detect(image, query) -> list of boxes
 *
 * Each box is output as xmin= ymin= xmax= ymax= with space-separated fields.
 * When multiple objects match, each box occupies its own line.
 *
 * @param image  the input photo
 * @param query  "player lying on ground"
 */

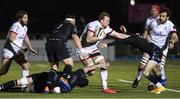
xmin=0 ymin=63 xmax=107 ymax=93
xmin=100 ymin=34 xmax=166 ymax=94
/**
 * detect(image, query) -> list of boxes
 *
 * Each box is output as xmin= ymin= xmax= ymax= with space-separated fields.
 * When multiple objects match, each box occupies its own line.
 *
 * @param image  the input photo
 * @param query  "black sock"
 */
xmin=0 ymin=80 xmax=17 ymax=90
xmin=138 ymin=67 xmax=143 ymax=71
xmin=146 ymin=74 xmax=159 ymax=85
xmin=63 ymin=65 xmax=72 ymax=75
xmin=153 ymin=74 xmax=161 ymax=82
xmin=46 ymin=69 xmax=57 ymax=89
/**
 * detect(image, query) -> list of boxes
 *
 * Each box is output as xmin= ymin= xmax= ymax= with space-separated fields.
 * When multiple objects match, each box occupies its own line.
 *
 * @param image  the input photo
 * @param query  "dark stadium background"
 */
xmin=0 ymin=0 xmax=180 ymax=57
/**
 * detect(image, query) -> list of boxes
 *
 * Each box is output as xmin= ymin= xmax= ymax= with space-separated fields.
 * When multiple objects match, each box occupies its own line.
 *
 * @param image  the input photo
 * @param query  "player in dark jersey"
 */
xmin=45 ymin=14 xmax=86 ymax=93
xmin=100 ymin=34 xmax=165 ymax=94
xmin=0 ymin=63 xmax=107 ymax=93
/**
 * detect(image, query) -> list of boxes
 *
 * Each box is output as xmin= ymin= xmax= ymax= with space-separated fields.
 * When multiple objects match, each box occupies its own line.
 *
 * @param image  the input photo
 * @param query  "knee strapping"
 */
xmin=94 ymin=56 xmax=104 ymax=64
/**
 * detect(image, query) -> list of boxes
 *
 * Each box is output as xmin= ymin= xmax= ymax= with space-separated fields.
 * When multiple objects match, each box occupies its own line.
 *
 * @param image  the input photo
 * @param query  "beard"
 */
xmin=20 ymin=20 xmax=27 ymax=26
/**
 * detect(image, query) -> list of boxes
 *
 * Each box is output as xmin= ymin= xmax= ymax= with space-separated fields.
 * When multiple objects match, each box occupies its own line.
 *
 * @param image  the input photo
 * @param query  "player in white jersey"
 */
xmin=0 ymin=11 xmax=37 ymax=78
xmin=77 ymin=12 xmax=129 ymax=94
xmin=132 ymin=7 xmax=178 ymax=89
xmin=132 ymin=4 xmax=161 ymax=88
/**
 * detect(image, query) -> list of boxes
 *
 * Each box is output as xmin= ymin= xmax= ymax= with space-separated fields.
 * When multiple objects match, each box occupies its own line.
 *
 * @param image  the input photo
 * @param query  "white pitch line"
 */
xmin=117 ymin=79 xmax=180 ymax=93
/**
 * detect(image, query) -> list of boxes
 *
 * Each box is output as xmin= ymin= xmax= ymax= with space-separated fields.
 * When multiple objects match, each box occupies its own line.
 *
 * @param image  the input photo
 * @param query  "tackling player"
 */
xmin=132 ymin=7 xmax=178 ymax=88
xmin=0 ymin=63 xmax=107 ymax=93
xmin=100 ymin=34 xmax=166 ymax=94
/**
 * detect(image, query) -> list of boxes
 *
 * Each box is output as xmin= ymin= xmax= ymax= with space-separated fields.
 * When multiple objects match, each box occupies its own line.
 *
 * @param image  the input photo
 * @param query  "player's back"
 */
xmin=47 ymin=20 xmax=76 ymax=42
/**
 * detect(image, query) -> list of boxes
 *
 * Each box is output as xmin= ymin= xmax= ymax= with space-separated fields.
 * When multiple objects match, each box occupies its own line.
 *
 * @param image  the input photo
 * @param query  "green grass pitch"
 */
xmin=0 ymin=60 xmax=180 ymax=98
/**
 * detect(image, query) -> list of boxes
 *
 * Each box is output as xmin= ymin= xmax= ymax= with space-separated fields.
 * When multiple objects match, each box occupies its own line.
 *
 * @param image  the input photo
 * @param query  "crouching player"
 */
xmin=0 ymin=63 xmax=107 ymax=93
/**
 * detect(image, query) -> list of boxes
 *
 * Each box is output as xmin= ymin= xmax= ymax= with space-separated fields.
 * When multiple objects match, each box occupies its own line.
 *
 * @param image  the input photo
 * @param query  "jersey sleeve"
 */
xmin=169 ymin=22 xmax=176 ymax=33
xmin=10 ymin=23 xmax=19 ymax=34
xmin=71 ymin=25 xmax=78 ymax=34
xmin=144 ymin=19 xmax=150 ymax=30
xmin=87 ymin=22 xmax=96 ymax=33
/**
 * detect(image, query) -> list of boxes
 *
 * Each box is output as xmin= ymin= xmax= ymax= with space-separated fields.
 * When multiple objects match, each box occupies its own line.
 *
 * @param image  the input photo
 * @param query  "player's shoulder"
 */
xmin=11 ymin=21 xmax=20 ymax=27
xmin=88 ymin=20 xmax=100 ymax=26
xmin=166 ymin=20 xmax=174 ymax=26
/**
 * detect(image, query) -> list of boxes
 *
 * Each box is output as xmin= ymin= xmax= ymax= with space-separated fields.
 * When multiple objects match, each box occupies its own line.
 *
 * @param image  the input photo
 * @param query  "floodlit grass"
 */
xmin=0 ymin=60 xmax=180 ymax=98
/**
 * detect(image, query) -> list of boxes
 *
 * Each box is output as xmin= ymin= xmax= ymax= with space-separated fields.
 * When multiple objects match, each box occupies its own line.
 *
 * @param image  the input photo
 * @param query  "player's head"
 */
xmin=99 ymin=12 xmax=110 ymax=28
xmin=15 ymin=11 xmax=28 ymax=26
xmin=65 ymin=14 xmax=76 ymax=25
xmin=159 ymin=7 xmax=171 ymax=24
xmin=151 ymin=4 xmax=160 ymax=18
xmin=77 ymin=77 xmax=89 ymax=87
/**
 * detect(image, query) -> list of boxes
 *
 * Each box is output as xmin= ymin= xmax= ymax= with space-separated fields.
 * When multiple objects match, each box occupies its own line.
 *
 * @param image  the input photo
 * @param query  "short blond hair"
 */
xmin=99 ymin=12 xmax=110 ymax=21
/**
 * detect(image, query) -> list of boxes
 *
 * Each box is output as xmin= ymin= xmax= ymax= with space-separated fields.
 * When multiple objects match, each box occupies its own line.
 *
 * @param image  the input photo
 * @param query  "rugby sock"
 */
xmin=22 ymin=70 xmax=29 ymax=77
xmin=63 ymin=64 xmax=72 ymax=75
xmin=0 ymin=80 xmax=17 ymax=90
xmin=153 ymin=73 xmax=161 ymax=82
xmin=46 ymin=69 xmax=57 ymax=89
xmin=146 ymin=74 xmax=159 ymax=86
xmin=160 ymin=65 xmax=166 ymax=80
xmin=137 ymin=67 xmax=143 ymax=80
xmin=156 ymin=82 xmax=163 ymax=87
xmin=100 ymin=69 xmax=108 ymax=90
xmin=160 ymin=60 xmax=166 ymax=80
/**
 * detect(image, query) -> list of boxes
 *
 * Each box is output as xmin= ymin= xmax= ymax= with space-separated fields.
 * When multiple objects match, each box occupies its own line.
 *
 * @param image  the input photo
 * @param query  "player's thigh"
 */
xmin=0 ymin=58 xmax=12 ymax=73
xmin=45 ymin=41 xmax=58 ymax=63
xmin=143 ymin=60 xmax=158 ymax=76
xmin=76 ymin=47 xmax=94 ymax=66
xmin=92 ymin=55 xmax=106 ymax=66
xmin=14 ymin=54 xmax=30 ymax=70
xmin=62 ymin=57 xmax=74 ymax=66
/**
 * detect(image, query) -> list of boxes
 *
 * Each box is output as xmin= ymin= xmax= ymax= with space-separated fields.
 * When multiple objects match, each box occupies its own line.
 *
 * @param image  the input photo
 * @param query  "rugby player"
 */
xmin=77 ymin=12 xmax=129 ymax=94
xmin=0 ymin=63 xmax=107 ymax=93
xmin=132 ymin=7 xmax=178 ymax=88
xmin=0 ymin=11 xmax=37 ymax=78
xmin=44 ymin=14 xmax=86 ymax=93
xmin=100 ymin=34 xmax=166 ymax=94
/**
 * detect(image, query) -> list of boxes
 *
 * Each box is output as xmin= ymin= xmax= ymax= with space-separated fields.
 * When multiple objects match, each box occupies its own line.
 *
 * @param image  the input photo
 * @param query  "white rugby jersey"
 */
xmin=145 ymin=16 xmax=159 ymax=29
xmin=148 ymin=19 xmax=176 ymax=48
xmin=7 ymin=21 xmax=28 ymax=50
xmin=80 ymin=20 xmax=115 ymax=47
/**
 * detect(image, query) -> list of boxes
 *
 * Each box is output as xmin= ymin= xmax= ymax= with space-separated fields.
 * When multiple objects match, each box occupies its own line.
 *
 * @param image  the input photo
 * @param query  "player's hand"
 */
xmin=168 ymin=40 xmax=174 ymax=49
xmin=78 ymin=48 xmax=89 ymax=59
xmin=120 ymin=25 xmax=127 ymax=33
xmin=22 ymin=47 xmax=28 ymax=52
xmin=99 ymin=43 xmax=108 ymax=48
xmin=30 ymin=48 xmax=37 ymax=55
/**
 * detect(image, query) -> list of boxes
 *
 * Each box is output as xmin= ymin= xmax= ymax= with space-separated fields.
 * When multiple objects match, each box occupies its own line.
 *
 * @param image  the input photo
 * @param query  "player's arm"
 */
xmin=24 ymin=34 xmax=37 ymax=55
xmin=109 ymin=26 xmax=130 ymax=39
xmin=169 ymin=32 xmax=179 ymax=49
xmin=8 ymin=31 xmax=17 ymax=42
xmin=111 ymin=32 xmax=130 ymax=39
xmin=71 ymin=27 xmax=88 ymax=56
xmin=72 ymin=34 xmax=83 ymax=49
xmin=143 ymin=29 xmax=150 ymax=39
xmin=86 ymin=31 xmax=100 ymax=43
